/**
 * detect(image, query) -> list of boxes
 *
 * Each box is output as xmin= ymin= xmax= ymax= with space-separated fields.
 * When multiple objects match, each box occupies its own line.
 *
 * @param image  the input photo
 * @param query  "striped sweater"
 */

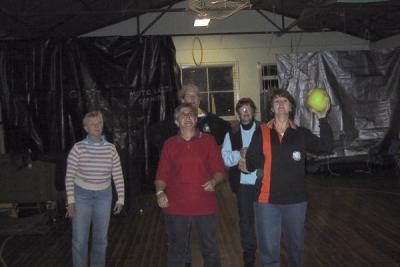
xmin=65 ymin=140 xmax=125 ymax=205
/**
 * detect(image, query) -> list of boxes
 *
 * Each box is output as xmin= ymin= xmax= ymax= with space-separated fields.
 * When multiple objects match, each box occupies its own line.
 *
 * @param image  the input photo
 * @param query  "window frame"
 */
xmin=180 ymin=62 xmax=239 ymax=121
xmin=259 ymin=63 xmax=279 ymax=122
xmin=260 ymin=63 xmax=279 ymax=92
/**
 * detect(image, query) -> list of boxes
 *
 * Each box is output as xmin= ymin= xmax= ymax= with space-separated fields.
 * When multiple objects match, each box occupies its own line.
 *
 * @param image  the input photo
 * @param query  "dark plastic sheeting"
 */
xmin=0 ymin=36 xmax=180 ymax=196
xmin=277 ymin=48 xmax=400 ymax=157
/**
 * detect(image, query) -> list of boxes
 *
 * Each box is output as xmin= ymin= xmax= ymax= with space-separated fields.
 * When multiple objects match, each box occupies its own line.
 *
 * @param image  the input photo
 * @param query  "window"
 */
xmin=261 ymin=64 xmax=279 ymax=91
xmin=260 ymin=64 xmax=279 ymax=121
xmin=181 ymin=65 xmax=236 ymax=117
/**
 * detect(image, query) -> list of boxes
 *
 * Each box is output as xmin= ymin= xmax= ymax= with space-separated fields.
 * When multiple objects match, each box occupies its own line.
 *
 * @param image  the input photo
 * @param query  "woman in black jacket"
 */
xmin=244 ymin=89 xmax=333 ymax=267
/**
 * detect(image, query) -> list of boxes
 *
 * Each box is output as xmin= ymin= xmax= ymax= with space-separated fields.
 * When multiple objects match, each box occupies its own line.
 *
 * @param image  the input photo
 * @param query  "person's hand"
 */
xmin=240 ymin=147 xmax=247 ymax=158
xmin=156 ymin=192 xmax=169 ymax=208
xmin=65 ymin=203 xmax=75 ymax=218
xmin=312 ymin=96 xmax=331 ymax=119
xmin=113 ymin=203 xmax=124 ymax=215
xmin=239 ymin=158 xmax=249 ymax=173
xmin=202 ymin=179 xmax=217 ymax=192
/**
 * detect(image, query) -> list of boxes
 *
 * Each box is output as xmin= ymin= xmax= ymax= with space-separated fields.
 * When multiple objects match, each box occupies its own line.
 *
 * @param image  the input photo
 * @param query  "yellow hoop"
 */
xmin=192 ymin=37 xmax=203 ymax=66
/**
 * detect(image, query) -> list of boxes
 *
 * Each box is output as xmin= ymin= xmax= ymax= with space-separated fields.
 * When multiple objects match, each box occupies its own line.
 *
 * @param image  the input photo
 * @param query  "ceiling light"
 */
xmin=194 ymin=18 xmax=210 ymax=27
xmin=336 ymin=0 xmax=387 ymax=2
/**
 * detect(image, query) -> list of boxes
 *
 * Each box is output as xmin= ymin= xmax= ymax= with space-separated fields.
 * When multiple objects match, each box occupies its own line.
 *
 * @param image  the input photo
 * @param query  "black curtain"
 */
xmin=277 ymin=48 xmax=400 ymax=158
xmin=0 ymin=36 xmax=180 ymax=201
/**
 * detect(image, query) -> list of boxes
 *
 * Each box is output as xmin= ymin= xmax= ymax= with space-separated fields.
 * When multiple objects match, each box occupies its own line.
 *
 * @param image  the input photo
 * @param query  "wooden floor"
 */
xmin=1 ymin=170 xmax=400 ymax=267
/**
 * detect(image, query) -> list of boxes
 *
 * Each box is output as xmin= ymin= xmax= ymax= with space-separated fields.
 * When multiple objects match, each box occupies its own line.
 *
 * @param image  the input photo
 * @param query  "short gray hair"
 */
xmin=174 ymin=103 xmax=198 ymax=120
xmin=177 ymin=84 xmax=200 ymax=100
xmin=83 ymin=111 xmax=103 ymax=127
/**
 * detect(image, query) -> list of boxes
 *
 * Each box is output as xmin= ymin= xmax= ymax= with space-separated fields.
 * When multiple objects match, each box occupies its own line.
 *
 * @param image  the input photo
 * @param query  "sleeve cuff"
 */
xmin=233 ymin=151 xmax=241 ymax=163
xmin=67 ymin=196 xmax=75 ymax=204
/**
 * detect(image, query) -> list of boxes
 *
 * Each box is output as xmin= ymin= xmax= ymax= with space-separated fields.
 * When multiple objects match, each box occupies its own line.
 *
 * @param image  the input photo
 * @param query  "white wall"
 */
xmin=173 ymin=33 xmax=368 ymax=120
xmin=83 ymin=1 xmax=370 ymax=120
xmin=371 ymin=34 xmax=400 ymax=49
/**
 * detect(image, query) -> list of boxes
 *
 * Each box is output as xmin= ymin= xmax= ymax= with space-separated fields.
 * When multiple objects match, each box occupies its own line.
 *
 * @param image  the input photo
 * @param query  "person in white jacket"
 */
xmin=221 ymin=98 xmax=258 ymax=267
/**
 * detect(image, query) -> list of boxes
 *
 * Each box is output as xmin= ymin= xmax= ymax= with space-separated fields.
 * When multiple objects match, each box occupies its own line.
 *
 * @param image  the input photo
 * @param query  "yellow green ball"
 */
xmin=307 ymin=88 xmax=329 ymax=112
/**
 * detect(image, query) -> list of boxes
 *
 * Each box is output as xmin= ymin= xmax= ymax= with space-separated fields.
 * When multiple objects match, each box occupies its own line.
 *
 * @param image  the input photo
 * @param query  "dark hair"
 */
xmin=235 ymin=97 xmax=256 ymax=114
xmin=174 ymin=103 xmax=198 ymax=120
xmin=268 ymin=88 xmax=296 ymax=119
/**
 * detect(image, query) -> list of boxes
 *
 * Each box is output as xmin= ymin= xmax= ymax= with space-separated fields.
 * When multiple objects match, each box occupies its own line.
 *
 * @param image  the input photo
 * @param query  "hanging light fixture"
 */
xmin=194 ymin=16 xmax=211 ymax=27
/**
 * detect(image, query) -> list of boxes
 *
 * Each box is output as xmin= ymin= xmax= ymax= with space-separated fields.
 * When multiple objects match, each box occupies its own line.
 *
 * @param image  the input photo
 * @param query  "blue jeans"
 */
xmin=237 ymin=185 xmax=257 ymax=265
xmin=72 ymin=185 xmax=112 ymax=267
xmin=254 ymin=202 xmax=307 ymax=267
xmin=165 ymin=213 xmax=221 ymax=267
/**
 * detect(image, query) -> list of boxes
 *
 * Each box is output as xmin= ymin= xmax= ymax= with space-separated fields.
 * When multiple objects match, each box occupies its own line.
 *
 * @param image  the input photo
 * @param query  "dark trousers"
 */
xmin=165 ymin=213 xmax=221 ymax=267
xmin=237 ymin=184 xmax=257 ymax=265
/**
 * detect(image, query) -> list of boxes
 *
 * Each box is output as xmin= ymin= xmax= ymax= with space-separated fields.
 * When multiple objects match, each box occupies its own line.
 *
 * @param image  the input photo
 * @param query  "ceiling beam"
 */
xmin=140 ymin=3 xmax=176 ymax=35
xmin=11 ymin=7 xmax=187 ymax=16
xmin=0 ymin=7 xmax=44 ymax=38
xmin=255 ymin=8 xmax=283 ymax=31
xmin=153 ymin=29 xmax=336 ymax=37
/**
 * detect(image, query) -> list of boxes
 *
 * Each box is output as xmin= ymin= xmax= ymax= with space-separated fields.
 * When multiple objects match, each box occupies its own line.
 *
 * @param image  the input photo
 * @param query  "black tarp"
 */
xmin=0 ymin=36 xmax=180 ymax=200
xmin=277 ymin=48 xmax=400 ymax=158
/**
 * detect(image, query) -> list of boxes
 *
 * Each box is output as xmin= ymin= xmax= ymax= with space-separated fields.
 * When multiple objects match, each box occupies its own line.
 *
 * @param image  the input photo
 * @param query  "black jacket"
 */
xmin=246 ymin=118 xmax=333 ymax=204
xmin=227 ymin=121 xmax=260 ymax=194
xmin=197 ymin=113 xmax=231 ymax=145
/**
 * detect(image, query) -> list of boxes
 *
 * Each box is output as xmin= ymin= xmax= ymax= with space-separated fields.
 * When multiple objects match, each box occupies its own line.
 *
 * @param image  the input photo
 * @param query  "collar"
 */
xmin=240 ymin=120 xmax=255 ymax=131
xmin=197 ymin=108 xmax=206 ymax=118
xmin=84 ymin=135 xmax=107 ymax=146
xmin=176 ymin=129 xmax=202 ymax=141
xmin=266 ymin=118 xmax=297 ymax=129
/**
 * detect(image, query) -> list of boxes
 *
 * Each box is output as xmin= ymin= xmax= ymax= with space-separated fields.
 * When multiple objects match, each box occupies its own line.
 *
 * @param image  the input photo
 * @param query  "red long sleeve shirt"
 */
xmin=155 ymin=132 xmax=225 ymax=216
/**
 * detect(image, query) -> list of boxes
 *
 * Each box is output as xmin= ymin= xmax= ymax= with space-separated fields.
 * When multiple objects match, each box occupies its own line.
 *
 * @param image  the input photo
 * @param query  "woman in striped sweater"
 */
xmin=65 ymin=111 xmax=125 ymax=267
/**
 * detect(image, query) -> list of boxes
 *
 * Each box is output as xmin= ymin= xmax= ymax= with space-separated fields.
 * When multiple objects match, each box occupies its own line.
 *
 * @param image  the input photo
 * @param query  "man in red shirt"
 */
xmin=155 ymin=103 xmax=225 ymax=267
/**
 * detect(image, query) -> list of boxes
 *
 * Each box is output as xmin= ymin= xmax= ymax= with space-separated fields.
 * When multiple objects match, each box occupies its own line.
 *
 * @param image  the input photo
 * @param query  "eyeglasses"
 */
xmin=179 ymin=111 xmax=195 ymax=118
xmin=238 ymin=106 xmax=252 ymax=113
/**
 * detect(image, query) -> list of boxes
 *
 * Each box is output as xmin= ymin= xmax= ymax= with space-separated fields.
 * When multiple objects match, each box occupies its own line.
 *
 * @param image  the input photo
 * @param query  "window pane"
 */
xmin=263 ymin=65 xmax=277 ymax=76
xmin=210 ymin=92 xmax=234 ymax=116
xmin=263 ymin=79 xmax=279 ymax=90
xmin=199 ymin=93 xmax=209 ymax=112
xmin=182 ymin=67 xmax=207 ymax=92
xmin=208 ymin=67 xmax=233 ymax=92
xmin=263 ymin=80 xmax=268 ymax=90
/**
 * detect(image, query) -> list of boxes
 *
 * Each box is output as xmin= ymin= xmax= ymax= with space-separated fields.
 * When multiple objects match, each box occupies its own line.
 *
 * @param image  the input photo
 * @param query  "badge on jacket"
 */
xmin=292 ymin=151 xmax=301 ymax=161
xmin=203 ymin=123 xmax=211 ymax=133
